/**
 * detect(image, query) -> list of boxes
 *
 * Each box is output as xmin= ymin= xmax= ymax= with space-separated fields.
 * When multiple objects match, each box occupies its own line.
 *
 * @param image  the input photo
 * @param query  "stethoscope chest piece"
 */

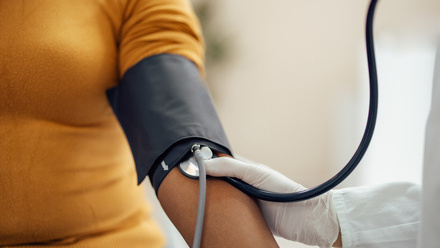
xmin=178 ymin=146 xmax=213 ymax=179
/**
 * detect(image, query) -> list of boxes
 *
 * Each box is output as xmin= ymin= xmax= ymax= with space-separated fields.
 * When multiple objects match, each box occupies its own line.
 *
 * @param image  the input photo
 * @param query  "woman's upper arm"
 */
xmin=118 ymin=0 xmax=204 ymax=77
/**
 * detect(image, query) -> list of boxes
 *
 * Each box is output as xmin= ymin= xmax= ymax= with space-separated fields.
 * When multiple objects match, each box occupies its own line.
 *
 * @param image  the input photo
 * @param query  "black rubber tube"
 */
xmin=225 ymin=0 xmax=379 ymax=202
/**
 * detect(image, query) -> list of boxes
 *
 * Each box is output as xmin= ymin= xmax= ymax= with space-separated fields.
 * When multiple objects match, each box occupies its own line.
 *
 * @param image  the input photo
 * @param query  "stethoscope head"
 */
xmin=178 ymin=146 xmax=213 ymax=179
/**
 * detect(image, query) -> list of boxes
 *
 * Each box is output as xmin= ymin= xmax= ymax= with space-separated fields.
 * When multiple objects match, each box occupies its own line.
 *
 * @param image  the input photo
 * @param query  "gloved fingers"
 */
xmin=205 ymin=157 xmax=304 ymax=192
xmin=205 ymin=157 xmax=277 ymax=189
xmin=204 ymin=157 xmax=255 ymax=179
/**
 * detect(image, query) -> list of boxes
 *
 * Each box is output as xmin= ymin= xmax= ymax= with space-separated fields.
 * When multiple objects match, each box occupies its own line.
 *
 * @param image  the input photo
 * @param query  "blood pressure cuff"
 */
xmin=106 ymin=54 xmax=232 ymax=192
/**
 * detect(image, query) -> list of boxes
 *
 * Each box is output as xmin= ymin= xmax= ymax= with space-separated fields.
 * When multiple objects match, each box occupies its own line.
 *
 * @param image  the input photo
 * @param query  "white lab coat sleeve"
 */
xmin=332 ymin=182 xmax=421 ymax=248
xmin=419 ymin=42 xmax=440 ymax=248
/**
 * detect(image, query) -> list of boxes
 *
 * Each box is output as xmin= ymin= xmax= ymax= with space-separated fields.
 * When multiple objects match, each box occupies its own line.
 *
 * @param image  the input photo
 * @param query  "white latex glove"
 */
xmin=204 ymin=157 xmax=340 ymax=248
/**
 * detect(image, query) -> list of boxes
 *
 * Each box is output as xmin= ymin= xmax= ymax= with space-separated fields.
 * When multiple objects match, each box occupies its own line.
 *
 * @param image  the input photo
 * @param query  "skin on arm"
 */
xmin=333 ymin=231 xmax=342 ymax=247
xmin=158 ymin=166 xmax=279 ymax=247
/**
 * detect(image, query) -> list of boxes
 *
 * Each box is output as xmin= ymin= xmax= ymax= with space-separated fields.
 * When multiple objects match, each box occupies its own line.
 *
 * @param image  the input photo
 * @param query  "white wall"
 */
xmin=207 ymin=0 xmax=440 ymax=188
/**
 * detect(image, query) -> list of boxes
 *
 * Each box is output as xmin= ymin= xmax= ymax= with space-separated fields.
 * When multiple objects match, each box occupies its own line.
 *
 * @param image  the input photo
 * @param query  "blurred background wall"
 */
xmin=148 ymin=0 xmax=440 ymax=247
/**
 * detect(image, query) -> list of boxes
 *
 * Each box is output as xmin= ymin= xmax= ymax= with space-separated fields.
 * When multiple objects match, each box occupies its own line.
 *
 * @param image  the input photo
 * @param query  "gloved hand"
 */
xmin=204 ymin=157 xmax=340 ymax=248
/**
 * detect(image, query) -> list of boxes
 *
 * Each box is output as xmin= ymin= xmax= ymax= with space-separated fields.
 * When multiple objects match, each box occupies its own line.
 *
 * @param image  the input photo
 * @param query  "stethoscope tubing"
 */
xmin=224 ymin=0 xmax=379 ymax=203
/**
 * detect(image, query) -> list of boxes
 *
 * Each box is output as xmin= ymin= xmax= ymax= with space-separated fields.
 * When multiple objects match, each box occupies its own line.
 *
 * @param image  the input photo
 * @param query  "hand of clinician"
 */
xmin=204 ymin=157 xmax=341 ymax=248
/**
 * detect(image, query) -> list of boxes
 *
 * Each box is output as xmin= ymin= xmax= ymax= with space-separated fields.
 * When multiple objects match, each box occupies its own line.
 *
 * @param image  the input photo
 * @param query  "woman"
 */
xmin=0 ymin=1 xmax=278 ymax=247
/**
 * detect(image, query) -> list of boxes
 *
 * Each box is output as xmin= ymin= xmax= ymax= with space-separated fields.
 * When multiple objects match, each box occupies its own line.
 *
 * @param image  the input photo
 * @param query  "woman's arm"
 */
xmin=158 ymin=167 xmax=279 ymax=247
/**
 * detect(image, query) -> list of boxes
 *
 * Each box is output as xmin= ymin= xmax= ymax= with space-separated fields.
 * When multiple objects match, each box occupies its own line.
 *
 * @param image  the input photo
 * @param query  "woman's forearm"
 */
xmin=158 ymin=167 xmax=279 ymax=247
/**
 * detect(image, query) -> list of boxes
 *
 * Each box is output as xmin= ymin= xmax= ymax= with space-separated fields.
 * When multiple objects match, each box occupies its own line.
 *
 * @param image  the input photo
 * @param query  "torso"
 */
xmin=0 ymin=1 xmax=152 ymax=245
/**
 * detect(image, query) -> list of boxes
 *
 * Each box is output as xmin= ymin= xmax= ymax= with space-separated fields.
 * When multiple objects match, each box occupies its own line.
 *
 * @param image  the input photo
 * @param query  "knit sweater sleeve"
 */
xmin=117 ymin=0 xmax=205 ymax=77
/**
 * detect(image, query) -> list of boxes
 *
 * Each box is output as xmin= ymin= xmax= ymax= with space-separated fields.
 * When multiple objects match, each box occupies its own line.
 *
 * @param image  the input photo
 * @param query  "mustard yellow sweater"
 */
xmin=0 ymin=0 xmax=204 ymax=247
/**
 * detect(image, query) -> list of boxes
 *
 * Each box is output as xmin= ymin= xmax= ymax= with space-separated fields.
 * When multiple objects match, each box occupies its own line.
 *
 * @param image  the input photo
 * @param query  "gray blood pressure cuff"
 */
xmin=106 ymin=54 xmax=232 ymax=192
